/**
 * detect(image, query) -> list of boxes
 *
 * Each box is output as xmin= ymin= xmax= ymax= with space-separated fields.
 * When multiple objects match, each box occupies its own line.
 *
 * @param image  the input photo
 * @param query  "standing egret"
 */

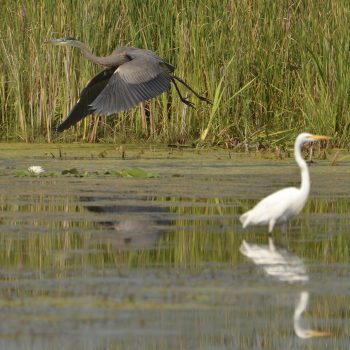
xmin=46 ymin=37 xmax=211 ymax=132
xmin=239 ymin=133 xmax=330 ymax=235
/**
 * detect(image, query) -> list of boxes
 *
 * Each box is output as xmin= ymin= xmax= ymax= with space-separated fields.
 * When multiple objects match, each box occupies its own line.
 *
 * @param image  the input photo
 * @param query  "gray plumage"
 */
xmin=47 ymin=37 xmax=211 ymax=132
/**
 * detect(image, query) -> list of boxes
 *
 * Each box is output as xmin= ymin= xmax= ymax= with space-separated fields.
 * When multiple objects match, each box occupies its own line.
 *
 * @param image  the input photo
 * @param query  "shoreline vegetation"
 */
xmin=1 ymin=1 xmax=350 ymax=148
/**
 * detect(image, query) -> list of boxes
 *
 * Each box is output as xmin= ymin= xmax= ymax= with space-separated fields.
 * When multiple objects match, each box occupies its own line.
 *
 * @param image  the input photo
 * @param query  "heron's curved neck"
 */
xmin=294 ymin=138 xmax=310 ymax=195
xmin=72 ymin=41 xmax=111 ymax=66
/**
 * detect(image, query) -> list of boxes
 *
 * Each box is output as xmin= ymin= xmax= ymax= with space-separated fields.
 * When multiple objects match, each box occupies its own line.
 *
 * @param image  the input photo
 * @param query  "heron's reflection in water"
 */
xmin=240 ymin=238 xmax=330 ymax=339
xmin=84 ymin=198 xmax=171 ymax=250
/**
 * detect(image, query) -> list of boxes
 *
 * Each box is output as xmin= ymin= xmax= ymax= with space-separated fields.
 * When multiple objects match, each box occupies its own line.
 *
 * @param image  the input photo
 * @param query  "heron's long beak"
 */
xmin=44 ymin=38 xmax=67 ymax=45
xmin=310 ymin=134 xmax=331 ymax=141
xmin=44 ymin=39 xmax=62 ymax=45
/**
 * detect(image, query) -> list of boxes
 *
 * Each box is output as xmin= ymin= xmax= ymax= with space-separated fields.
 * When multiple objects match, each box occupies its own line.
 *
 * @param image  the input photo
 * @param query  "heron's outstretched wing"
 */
xmin=89 ymin=56 xmax=171 ymax=115
xmin=56 ymin=68 xmax=115 ymax=132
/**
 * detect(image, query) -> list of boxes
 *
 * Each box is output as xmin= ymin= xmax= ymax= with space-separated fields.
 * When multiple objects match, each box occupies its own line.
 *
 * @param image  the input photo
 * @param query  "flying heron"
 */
xmin=47 ymin=37 xmax=211 ymax=132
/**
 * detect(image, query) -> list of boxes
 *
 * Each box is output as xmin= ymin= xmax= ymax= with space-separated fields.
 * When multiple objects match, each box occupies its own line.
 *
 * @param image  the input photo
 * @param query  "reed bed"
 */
xmin=1 ymin=0 xmax=350 ymax=146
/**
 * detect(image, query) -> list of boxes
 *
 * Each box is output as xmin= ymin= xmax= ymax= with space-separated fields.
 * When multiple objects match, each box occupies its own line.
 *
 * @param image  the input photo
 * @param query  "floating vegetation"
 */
xmin=117 ymin=167 xmax=159 ymax=178
xmin=16 ymin=167 xmax=159 ymax=178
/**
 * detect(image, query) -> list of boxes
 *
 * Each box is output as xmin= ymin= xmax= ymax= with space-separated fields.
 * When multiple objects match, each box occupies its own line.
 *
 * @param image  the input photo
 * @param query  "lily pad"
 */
xmin=15 ymin=170 xmax=32 ymax=177
xmin=61 ymin=168 xmax=82 ymax=176
xmin=103 ymin=169 xmax=122 ymax=176
xmin=119 ymin=167 xmax=159 ymax=178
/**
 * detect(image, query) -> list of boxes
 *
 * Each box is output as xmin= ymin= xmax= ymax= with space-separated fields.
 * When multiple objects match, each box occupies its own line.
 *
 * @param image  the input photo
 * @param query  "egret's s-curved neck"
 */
xmin=294 ymin=135 xmax=310 ymax=196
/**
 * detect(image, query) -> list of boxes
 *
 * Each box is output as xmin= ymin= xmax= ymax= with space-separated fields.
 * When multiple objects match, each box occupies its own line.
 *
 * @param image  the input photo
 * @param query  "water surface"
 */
xmin=0 ymin=143 xmax=349 ymax=349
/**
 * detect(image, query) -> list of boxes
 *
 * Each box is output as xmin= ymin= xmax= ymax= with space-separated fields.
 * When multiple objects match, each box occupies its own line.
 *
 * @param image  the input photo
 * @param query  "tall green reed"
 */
xmin=1 ymin=0 xmax=350 ymax=145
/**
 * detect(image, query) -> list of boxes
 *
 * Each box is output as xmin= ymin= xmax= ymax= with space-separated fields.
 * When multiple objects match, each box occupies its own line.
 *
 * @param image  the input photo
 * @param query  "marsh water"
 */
xmin=0 ymin=144 xmax=349 ymax=349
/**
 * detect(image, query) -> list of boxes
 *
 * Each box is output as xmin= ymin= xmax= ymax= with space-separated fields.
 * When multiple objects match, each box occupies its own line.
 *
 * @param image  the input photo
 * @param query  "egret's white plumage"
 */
xmin=240 ymin=133 xmax=330 ymax=234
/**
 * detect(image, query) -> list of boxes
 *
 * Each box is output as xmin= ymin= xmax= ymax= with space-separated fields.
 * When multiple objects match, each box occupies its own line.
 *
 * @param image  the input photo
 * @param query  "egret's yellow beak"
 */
xmin=310 ymin=134 xmax=331 ymax=141
xmin=308 ymin=330 xmax=331 ymax=337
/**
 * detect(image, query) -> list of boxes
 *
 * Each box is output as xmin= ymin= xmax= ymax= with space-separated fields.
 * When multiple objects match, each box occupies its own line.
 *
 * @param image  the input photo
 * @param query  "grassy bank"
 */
xmin=1 ymin=0 xmax=350 ymax=146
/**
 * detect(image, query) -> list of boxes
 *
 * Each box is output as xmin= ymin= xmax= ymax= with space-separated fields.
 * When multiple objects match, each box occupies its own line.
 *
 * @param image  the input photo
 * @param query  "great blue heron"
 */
xmin=47 ymin=37 xmax=211 ymax=132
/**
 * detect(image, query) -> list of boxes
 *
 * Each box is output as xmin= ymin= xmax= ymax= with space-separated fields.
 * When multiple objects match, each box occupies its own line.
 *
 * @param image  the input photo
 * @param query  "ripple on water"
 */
xmin=0 ymin=145 xmax=349 ymax=348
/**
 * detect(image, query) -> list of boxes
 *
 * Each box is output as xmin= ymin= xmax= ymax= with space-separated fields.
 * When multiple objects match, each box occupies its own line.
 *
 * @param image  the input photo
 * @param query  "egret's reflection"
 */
xmin=239 ymin=238 xmax=308 ymax=283
xmin=240 ymin=238 xmax=330 ymax=339
xmin=294 ymin=291 xmax=330 ymax=339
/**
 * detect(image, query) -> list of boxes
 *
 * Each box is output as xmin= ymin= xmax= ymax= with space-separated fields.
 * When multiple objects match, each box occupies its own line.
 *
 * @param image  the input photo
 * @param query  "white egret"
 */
xmin=239 ymin=133 xmax=330 ymax=234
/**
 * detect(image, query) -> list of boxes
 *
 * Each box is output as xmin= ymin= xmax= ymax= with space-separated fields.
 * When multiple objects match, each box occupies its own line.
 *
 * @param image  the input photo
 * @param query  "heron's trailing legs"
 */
xmin=171 ymin=75 xmax=212 ymax=107
xmin=171 ymin=79 xmax=195 ymax=108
